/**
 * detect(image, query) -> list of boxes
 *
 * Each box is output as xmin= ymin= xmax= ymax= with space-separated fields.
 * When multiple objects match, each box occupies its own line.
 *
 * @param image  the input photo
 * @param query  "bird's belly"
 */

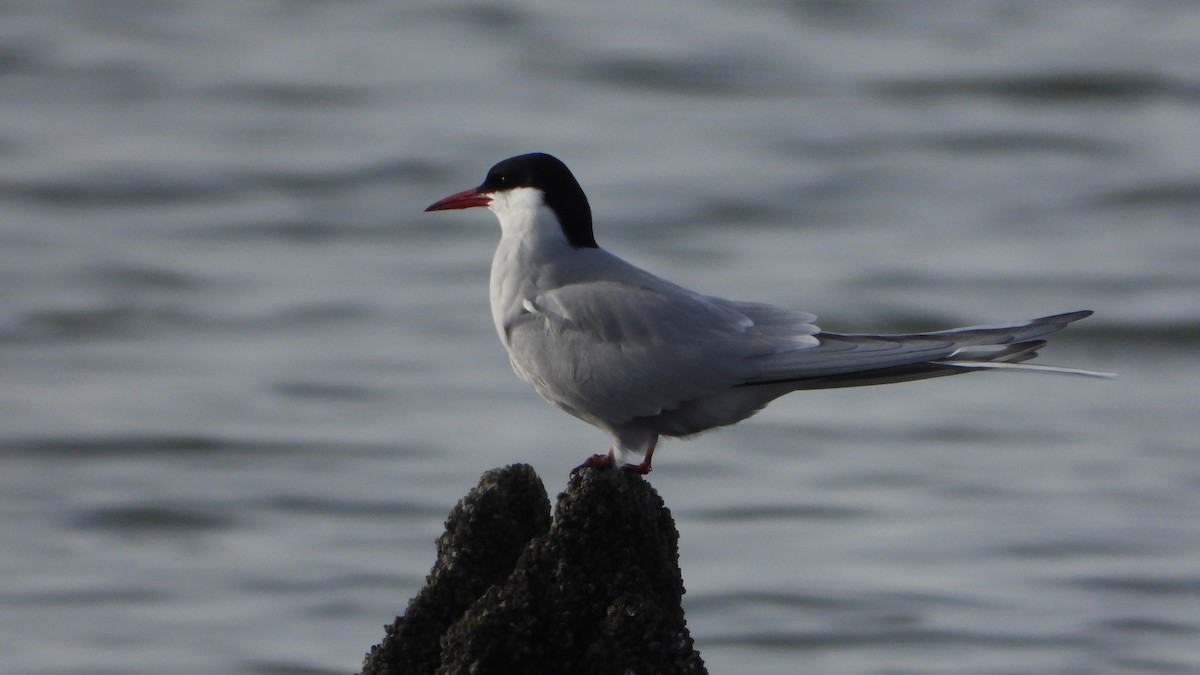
xmin=507 ymin=350 xmax=589 ymax=416
xmin=642 ymin=383 xmax=796 ymax=437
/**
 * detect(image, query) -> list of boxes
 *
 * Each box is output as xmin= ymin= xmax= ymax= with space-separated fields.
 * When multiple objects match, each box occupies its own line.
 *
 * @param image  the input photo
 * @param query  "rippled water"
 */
xmin=2 ymin=2 xmax=1198 ymax=674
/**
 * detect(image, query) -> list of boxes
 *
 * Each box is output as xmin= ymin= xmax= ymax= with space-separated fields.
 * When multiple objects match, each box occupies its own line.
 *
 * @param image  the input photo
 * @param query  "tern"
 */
xmin=426 ymin=152 xmax=1108 ymax=474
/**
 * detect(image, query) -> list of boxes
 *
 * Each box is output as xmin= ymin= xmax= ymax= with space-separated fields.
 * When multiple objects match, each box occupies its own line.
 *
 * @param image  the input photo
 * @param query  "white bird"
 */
xmin=426 ymin=153 xmax=1109 ymax=474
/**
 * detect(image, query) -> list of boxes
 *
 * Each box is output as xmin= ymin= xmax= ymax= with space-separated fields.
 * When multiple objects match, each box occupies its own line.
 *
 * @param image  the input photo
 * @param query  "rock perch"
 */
xmin=360 ymin=463 xmax=707 ymax=675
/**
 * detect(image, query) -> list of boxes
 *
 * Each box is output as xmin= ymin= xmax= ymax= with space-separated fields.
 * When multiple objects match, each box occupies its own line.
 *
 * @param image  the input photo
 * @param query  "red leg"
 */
xmin=620 ymin=437 xmax=658 ymax=475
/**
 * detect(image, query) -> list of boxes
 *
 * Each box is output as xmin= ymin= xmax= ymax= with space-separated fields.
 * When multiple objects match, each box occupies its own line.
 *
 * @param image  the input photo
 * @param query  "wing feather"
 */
xmin=505 ymin=275 xmax=1096 ymax=425
xmin=744 ymin=310 xmax=1097 ymax=384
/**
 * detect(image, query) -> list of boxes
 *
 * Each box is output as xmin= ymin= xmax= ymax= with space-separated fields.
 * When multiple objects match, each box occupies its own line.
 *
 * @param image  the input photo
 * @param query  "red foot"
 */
xmin=578 ymin=452 xmax=615 ymax=470
xmin=620 ymin=459 xmax=652 ymax=475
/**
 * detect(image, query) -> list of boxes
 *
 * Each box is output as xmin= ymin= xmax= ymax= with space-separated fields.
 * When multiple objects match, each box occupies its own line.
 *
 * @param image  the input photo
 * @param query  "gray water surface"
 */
xmin=2 ymin=2 xmax=1198 ymax=674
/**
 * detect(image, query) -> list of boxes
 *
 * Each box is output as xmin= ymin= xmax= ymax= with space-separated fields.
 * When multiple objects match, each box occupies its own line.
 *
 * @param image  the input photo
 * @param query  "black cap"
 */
xmin=479 ymin=153 xmax=598 ymax=249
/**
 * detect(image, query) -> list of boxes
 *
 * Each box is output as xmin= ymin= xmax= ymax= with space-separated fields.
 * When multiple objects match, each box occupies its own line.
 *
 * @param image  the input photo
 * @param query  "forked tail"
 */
xmin=754 ymin=310 xmax=1113 ymax=390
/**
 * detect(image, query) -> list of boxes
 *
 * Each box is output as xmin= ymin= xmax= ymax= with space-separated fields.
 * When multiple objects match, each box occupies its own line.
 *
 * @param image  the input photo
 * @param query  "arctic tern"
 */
xmin=425 ymin=152 xmax=1108 ymax=474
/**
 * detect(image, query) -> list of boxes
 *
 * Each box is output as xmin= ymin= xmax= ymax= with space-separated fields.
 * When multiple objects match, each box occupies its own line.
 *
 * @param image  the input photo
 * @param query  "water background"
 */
xmin=2 ymin=2 xmax=1198 ymax=673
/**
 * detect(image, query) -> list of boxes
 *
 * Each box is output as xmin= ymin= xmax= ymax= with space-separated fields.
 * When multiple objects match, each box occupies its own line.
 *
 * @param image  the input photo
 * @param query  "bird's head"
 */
xmin=425 ymin=152 xmax=598 ymax=249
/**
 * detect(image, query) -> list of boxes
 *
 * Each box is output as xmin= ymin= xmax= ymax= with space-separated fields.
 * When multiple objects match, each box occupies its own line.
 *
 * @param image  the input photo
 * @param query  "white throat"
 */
xmin=486 ymin=187 xmax=561 ymax=243
xmin=486 ymin=187 xmax=574 ymax=343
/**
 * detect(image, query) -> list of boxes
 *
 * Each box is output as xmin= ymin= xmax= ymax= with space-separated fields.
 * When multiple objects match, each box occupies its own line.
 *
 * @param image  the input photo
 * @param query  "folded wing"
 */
xmin=505 ymin=282 xmax=818 ymax=424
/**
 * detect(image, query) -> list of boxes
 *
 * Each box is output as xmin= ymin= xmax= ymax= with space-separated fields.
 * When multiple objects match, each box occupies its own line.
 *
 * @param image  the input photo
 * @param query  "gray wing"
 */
xmin=504 ymin=281 xmax=820 ymax=424
xmin=506 ymin=279 xmax=1101 ymax=424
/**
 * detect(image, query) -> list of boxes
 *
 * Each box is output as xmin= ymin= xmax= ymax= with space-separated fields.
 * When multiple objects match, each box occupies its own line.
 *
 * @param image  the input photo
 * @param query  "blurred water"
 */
xmin=2 ymin=1 xmax=1198 ymax=674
